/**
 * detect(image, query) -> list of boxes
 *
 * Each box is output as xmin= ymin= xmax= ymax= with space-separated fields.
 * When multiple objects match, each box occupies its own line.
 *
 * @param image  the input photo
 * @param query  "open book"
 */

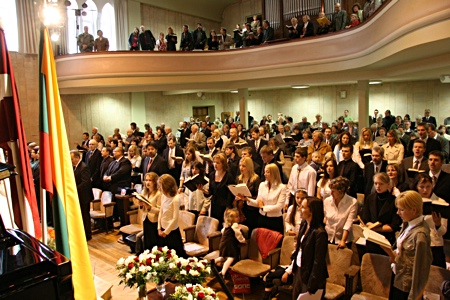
xmin=228 ymin=183 xmax=252 ymax=197
xmin=423 ymin=198 xmax=450 ymax=219
xmin=317 ymin=16 xmax=331 ymax=27
xmin=233 ymin=141 xmax=248 ymax=149
xmin=132 ymin=192 xmax=152 ymax=207
xmin=199 ymin=153 xmax=213 ymax=163
xmin=358 ymin=216 xmax=381 ymax=230
xmin=183 ymin=174 xmax=208 ymax=192
xmin=406 ymin=168 xmax=426 ymax=178
xmin=363 ymin=228 xmax=391 ymax=248
xmin=170 ymin=155 xmax=184 ymax=162
xmin=283 ymin=136 xmax=295 ymax=142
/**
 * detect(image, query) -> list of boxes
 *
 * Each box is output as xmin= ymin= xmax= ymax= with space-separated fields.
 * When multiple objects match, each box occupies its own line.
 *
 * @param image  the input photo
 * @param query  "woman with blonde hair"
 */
xmin=354 ymin=127 xmax=378 ymax=168
xmin=238 ymin=163 xmax=286 ymax=235
xmin=382 ymin=191 xmax=432 ymax=300
xmin=212 ymin=128 xmax=224 ymax=150
xmin=139 ymin=172 xmax=161 ymax=251
xmin=127 ymin=145 xmax=142 ymax=184
xmin=235 ymin=157 xmax=260 ymax=232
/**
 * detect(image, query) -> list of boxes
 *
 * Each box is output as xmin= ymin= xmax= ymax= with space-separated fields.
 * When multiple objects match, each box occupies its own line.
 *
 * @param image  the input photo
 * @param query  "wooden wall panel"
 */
xmin=221 ymin=0 xmax=263 ymax=35
xmin=140 ymin=4 xmax=221 ymax=50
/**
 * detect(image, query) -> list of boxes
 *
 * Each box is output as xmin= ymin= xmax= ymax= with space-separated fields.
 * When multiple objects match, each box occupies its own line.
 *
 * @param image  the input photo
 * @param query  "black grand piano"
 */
xmin=0 ymin=163 xmax=73 ymax=299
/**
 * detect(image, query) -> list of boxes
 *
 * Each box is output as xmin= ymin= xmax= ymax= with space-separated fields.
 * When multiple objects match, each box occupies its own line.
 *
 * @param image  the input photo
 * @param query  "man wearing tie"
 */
xmin=363 ymin=146 xmax=387 ymax=196
xmin=286 ymin=147 xmax=316 ymax=208
xmin=422 ymin=109 xmax=437 ymax=127
xmin=85 ymin=139 xmax=102 ymax=189
xmin=141 ymin=141 xmax=169 ymax=177
xmin=400 ymin=139 xmax=429 ymax=189
xmin=163 ymin=136 xmax=184 ymax=186
xmin=103 ymin=147 xmax=132 ymax=226
xmin=71 ymin=150 xmax=93 ymax=240
xmin=99 ymin=147 xmax=114 ymax=190
xmin=204 ymin=137 xmax=219 ymax=175
xmin=336 ymin=145 xmax=360 ymax=197
xmin=248 ymin=128 xmax=268 ymax=167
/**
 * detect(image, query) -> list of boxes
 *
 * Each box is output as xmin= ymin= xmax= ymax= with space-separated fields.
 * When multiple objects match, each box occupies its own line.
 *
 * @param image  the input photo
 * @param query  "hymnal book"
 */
xmin=233 ymin=141 xmax=248 ymax=149
xmin=133 ymin=192 xmax=152 ymax=207
xmin=363 ymin=228 xmax=391 ymax=248
xmin=185 ymin=138 xmax=195 ymax=142
xmin=358 ymin=216 xmax=381 ymax=230
xmin=199 ymin=153 xmax=213 ymax=163
xmin=423 ymin=198 xmax=450 ymax=219
xmin=317 ymin=17 xmax=331 ymax=27
xmin=228 ymin=183 xmax=252 ymax=197
xmin=183 ymin=174 xmax=208 ymax=192
xmin=285 ymin=25 xmax=295 ymax=30
xmin=283 ymin=136 xmax=295 ymax=142
xmin=363 ymin=153 xmax=372 ymax=157
xmin=406 ymin=168 xmax=426 ymax=178
xmin=171 ymin=155 xmax=184 ymax=162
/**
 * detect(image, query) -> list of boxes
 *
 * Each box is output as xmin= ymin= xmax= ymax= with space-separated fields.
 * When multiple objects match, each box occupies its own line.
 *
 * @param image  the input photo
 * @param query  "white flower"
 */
xmin=181 ymin=260 xmax=189 ymax=267
xmin=180 ymin=270 xmax=187 ymax=275
xmin=186 ymin=283 xmax=192 ymax=288
xmin=152 ymin=271 xmax=157 ymax=276
xmin=159 ymin=256 xmax=164 ymax=263
xmin=125 ymin=273 xmax=132 ymax=279
xmin=169 ymin=263 xmax=175 ymax=269
xmin=153 ymin=262 xmax=159 ymax=267
xmin=162 ymin=246 xmax=168 ymax=253
xmin=187 ymin=294 xmax=193 ymax=300
xmin=117 ymin=257 xmax=125 ymax=265
xmin=146 ymin=266 xmax=152 ymax=272
xmin=189 ymin=269 xmax=199 ymax=276
xmin=205 ymin=267 xmax=211 ymax=273
xmin=139 ymin=265 xmax=146 ymax=273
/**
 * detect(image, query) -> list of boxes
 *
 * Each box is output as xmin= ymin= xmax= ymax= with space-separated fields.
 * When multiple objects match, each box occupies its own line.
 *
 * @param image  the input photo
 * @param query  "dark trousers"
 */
xmin=264 ymin=266 xmax=293 ymax=288
xmin=257 ymin=214 xmax=284 ymax=236
xmin=431 ymin=246 xmax=447 ymax=269
xmin=292 ymin=267 xmax=326 ymax=300
xmin=158 ymin=227 xmax=187 ymax=258
xmin=211 ymin=203 xmax=227 ymax=230
xmin=143 ymin=218 xmax=158 ymax=251
xmin=389 ymin=273 xmax=409 ymax=300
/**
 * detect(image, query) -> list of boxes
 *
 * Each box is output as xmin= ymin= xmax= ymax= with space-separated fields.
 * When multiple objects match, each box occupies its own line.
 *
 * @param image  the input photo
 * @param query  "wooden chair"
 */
xmin=90 ymin=188 xmax=102 ymax=211
xmin=424 ymin=265 xmax=450 ymax=299
xmin=178 ymin=210 xmax=196 ymax=242
xmin=230 ymin=228 xmax=281 ymax=279
xmin=269 ymin=235 xmax=296 ymax=294
xmin=183 ymin=216 xmax=220 ymax=257
xmin=203 ymin=225 xmax=249 ymax=263
xmin=350 ymin=253 xmax=392 ymax=300
xmin=90 ymin=191 xmax=115 ymax=233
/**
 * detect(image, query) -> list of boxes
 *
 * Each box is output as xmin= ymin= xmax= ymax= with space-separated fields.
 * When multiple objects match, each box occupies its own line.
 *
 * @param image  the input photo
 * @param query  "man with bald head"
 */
xmin=77 ymin=26 xmax=94 ymax=52
xmin=331 ymin=3 xmax=347 ymax=32
xmin=189 ymin=124 xmax=206 ymax=151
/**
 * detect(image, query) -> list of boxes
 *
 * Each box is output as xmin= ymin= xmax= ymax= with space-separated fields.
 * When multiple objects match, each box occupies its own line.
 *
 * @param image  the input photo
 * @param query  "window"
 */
xmin=66 ymin=0 xmax=78 ymax=54
xmin=81 ymin=0 xmax=98 ymax=40
xmin=100 ymin=3 xmax=115 ymax=51
xmin=0 ymin=0 xmax=19 ymax=52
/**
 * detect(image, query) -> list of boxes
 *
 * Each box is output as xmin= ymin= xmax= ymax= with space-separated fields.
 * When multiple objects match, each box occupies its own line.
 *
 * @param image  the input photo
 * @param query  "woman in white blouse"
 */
xmin=317 ymin=158 xmax=337 ymax=200
xmin=127 ymin=145 xmax=142 ymax=184
xmin=382 ymin=129 xmax=404 ymax=164
xmin=284 ymin=189 xmax=307 ymax=236
xmin=178 ymin=147 xmax=198 ymax=193
xmin=323 ymin=177 xmax=358 ymax=249
xmin=238 ymin=163 xmax=287 ymax=235
xmin=157 ymin=174 xmax=186 ymax=257
xmin=353 ymin=127 xmax=378 ymax=169
xmin=138 ymin=172 xmax=161 ymax=251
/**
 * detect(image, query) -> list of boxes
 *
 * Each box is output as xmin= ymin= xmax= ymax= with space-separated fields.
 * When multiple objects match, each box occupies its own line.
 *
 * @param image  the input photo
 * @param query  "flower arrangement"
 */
xmin=170 ymin=284 xmax=218 ymax=300
xmin=116 ymin=246 xmax=179 ymax=289
xmin=174 ymin=257 xmax=211 ymax=285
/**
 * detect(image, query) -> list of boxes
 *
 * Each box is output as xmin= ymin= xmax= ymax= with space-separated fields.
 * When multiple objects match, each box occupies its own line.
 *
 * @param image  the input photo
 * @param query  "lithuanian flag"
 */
xmin=39 ymin=26 xmax=96 ymax=299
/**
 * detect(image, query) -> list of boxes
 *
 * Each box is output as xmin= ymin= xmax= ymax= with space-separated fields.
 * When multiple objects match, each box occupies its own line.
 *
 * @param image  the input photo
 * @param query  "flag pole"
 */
xmin=40 ymin=186 xmax=48 ymax=244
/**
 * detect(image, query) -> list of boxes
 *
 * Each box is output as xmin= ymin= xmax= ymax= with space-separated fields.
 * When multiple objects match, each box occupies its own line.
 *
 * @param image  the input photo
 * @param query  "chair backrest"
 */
xmin=100 ymin=191 xmax=113 ymax=214
xmin=134 ymin=184 xmax=143 ymax=194
xmin=360 ymin=253 xmax=392 ymax=297
xmin=425 ymin=265 xmax=450 ymax=298
xmin=92 ymin=188 xmax=102 ymax=200
xmin=279 ymin=235 xmax=295 ymax=265
xmin=194 ymin=216 xmax=219 ymax=246
xmin=247 ymin=228 xmax=282 ymax=266
xmin=327 ymin=244 xmax=353 ymax=287
xmin=179 ymin=210 xmax=196 ymax=241
xmin=442 ymin=163 xmax=450 ymax=173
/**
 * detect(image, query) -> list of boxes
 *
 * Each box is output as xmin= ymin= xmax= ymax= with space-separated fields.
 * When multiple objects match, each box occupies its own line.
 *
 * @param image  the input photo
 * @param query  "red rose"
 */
xmin=155 ymin=254 xmax=160 ymax=261
xmin=177 ymin=262 xmax=182 ymax=268
xmin=187 ymin=286 xmax=193 ymax=293
xmin=146 ymin=258 xmax=152 ymax=265
xmin=197 ymin=267 xmax=201 ymax=272
xmin=167 ymin=253 xmax=172 ymax=259
xmin=140 ymin=263 xmax=144 ymax=266
xmin=128 ymin=263 xmax=134 ymax=269
xmin=212 ymin=293 xmax=216 ymax=298
xmin=189 ymin=259 xmax=195 ymax=263
xmin=202 ymin=261 xmax=207 ymax=266
xmin=167 ymin=250 xmax=171 ymax=254
xmin=134 ymin=257 xmax=139 ymax=262
xmin=198 ymin=292 xmax=205 ymax=299
xmin=186 ymin=265 xmax=191 ymax=271
xmin=158 ymin=247 xmax=163 ymax=251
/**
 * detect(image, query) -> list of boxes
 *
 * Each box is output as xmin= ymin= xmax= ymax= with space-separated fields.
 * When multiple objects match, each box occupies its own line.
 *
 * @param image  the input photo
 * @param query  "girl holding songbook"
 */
xmin=184 ymin=161 xmax=211 ymax=221
xmin=178 ymin=147 xmax=198 ymax=193
xmin=157 ymin=174 xmax=186 ymax=257
xmin=382 ymin=191 xmax=432 ymax=300
xmin=285 ymin=189 xmax=307 ymax=236
xmin=353 ymin=127 xmax=378 ymax=168
xmin=413 ymin=174 xmax=447 ymax=268
xmin=139 ymin=172 xmax=161 ymax=251
xmin=362 ymin=172 xmax=402 ymax=255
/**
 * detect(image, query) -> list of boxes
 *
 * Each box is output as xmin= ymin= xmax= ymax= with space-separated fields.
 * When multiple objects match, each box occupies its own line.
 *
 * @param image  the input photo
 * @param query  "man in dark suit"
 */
xmin=369 ymin=109 xmax=379 ymax=125
xmin=141 ymin=141 xmax=169 ymax=177
xmin=248 ymin=128 xmax=268 ymax=167
xmin=262 ymin=20 xmax=274 ymax=43
xmin=382 ymin=110 xmax=396 ymax=130
xmin=363 ymin=146 xmax=387 ymax=196
xmin=406 ymin=123 xmax=441 ymax=157
xmin=260 ymin=145 xmax=287 ymax=184
xmin=75 ymin=132 xmax=90 ymax=161
xmin=139 ymin=25 xmax=156 ymax=51
xmin=179 ymin=121 xmax=191 ymax=148
xmin=163 ymin=136 xmax=184 ymax=186
xmin=180 ymin=24 xmax=194 ymax=51
xmin=103 ymin=147 xmax=132 ymax=226
xmin=200 ymin=121 xmax=211 ymax=138
xmin=331 ymin=2 xmax=347 ymax=32
xmin=428 ymin=124 xmax=449 ymax=162
xmin=422 ymin=109 xmax=437 ymax=127
xmin=85 ymin=139 xmax=102 ymax=189
xmin=323 ymin=127 xmax=336 ymax=149
xmin=400 ymin=139 xmax=429 ymax=189
xmin=275 ymin=124 xmax=290 ymax=153
xmin=298 ymin=117 xmax=311 ymax=132
xmin=71 ymin=150 xmax=93 ymax=240
xmin=429 ymin=151 xmax=450 ymax=203
xmin=204 ymin=137 xmax=219 ymax=175
xmin=192 ymin=23 xmax=207 ymax=50
xmin=225 ymin=145 xmax=240 ymax=178
xmin=300 ymin=15 xmax=315 ymax=38
xmin=239 ymin=147 xmax=262 ymax=176
xmin=99 ymin=147 xmax=114 ymax=190
xmin=336 ymin=145 xmax=361 ymax=197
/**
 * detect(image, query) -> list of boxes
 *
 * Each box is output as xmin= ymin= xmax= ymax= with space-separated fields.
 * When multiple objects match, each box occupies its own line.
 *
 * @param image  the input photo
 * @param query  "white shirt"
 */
xmin=317 ymin=178 xmax=331 ymax=199
xmin=323 ymin=194 xmax=358 ymax=243
xmin=286 ymin=162 xmax=317 ymax=201
xmin=285 ymin=205 xmax=302 ymax=234
xmin=158 ymin=194 xmax=180 ymax=235
xmin=184 ymin=176 xmax=211 ymax=213
xmin=248 ymin=181 xmax=286 ymax=217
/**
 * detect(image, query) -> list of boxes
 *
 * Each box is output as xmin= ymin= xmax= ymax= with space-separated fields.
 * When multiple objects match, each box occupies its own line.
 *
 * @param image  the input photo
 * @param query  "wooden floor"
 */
xmin=88 ymin=229 xmax=283 ymax=300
